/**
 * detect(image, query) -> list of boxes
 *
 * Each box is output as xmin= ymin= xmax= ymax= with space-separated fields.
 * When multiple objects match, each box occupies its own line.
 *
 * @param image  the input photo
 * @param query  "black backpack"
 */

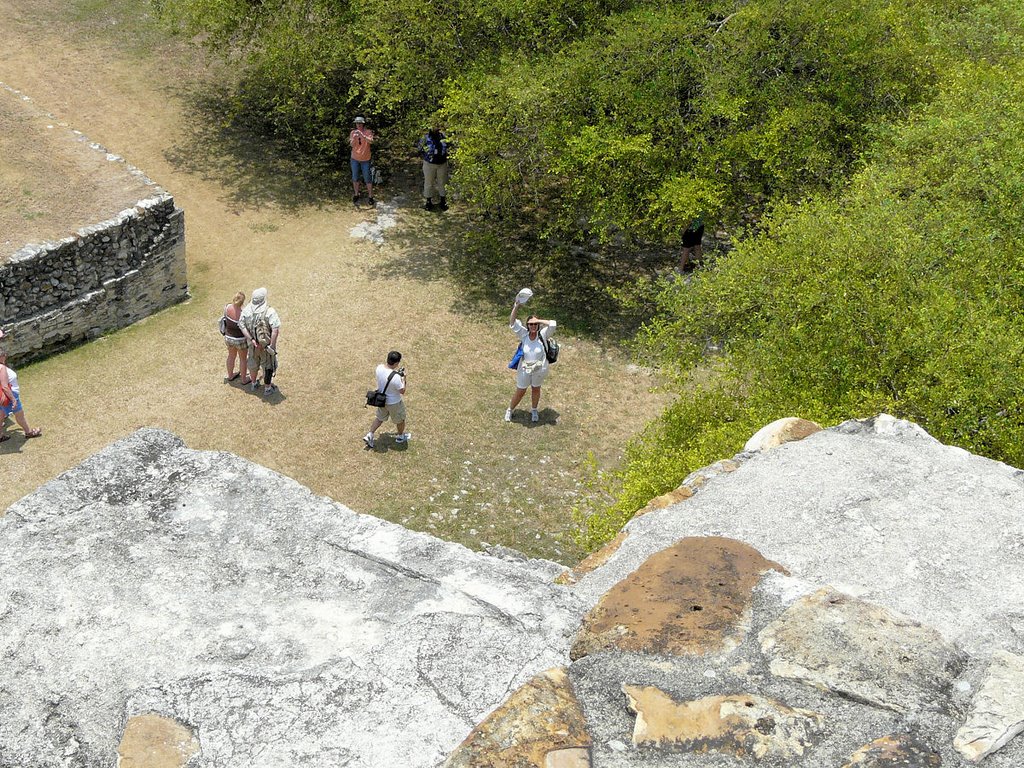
xmin=541 ymin=333 xmax=559 ymax=364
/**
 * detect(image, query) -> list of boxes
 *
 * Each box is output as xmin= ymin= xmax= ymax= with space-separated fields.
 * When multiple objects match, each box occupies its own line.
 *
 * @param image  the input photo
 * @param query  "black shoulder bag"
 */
xmin=541 ymin=331 xmax=559 ymax=364
xmin=366 ymin=370 xmax=398 ymax=408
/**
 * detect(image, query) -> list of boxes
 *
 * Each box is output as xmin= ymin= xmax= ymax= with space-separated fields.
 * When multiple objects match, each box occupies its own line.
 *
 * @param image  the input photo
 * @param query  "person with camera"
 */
xmin=349 ymin=116 xmax=376 ymax=206
xmin=364 ymin=351 xmax=409 ymax=448
xmin=505 ymin=300 xmax=557 ymax=423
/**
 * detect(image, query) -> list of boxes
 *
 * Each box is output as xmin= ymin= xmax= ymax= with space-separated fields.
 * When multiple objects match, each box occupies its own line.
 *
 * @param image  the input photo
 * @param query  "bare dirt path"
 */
xmin=0 ymin=0 xmax=668 ymax=562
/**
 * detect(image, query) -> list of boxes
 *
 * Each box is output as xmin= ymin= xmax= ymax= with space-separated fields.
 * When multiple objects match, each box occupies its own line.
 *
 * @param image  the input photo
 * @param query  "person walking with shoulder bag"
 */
xmin=364 ymin=351 xmax=410 ymax=449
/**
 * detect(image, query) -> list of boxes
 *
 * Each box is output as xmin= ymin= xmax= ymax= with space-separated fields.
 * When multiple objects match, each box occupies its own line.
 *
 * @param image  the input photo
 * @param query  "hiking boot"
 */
xmin=363 ymin=432 xmax=375 ymax=448
xmin=352 ymin=194 xmax=360 ymax=205
xmin=504 ymin=408 xmax=513 ymax=422
xmin=423 ymin=199 xmax=435 ymax=211
xmin=395 ymin=432 xmax=412 ymax=444
xmin=531 ymin=409 xmax=539 ymax=423
xmin=438 ymin=196 xmax=448 ymax=211
xmin=368 ymin=197 xmax=377 ymax=206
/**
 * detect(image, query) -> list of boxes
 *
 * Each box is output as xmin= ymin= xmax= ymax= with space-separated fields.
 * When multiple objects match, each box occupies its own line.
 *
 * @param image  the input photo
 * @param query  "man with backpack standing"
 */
xmin=240 ymin=287 xmax=281 ymax=396
xmin=417 ymin=125 xmax=450 ymax=211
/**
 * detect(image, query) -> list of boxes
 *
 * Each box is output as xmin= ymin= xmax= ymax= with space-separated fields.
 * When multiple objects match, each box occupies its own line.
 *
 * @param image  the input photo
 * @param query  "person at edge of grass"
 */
xmin=679 ymin=214 xmax=705 ymax=273
xmin=0 ymin=338 xmax=42 ymax=442
xmin=222 ymin=291 xmax=251 ymax=385
xmin=417 ymin=125 xmax=450 ymax=211
xmin=240 ymin=287 xmax=281 ymax=396
xmin=505 ymin=300 xmax=557 ymax=424
xmin=349 ymin=116 xmax=376 ymax=206
xmin=364 ymin=351 xmax=409 ymax=449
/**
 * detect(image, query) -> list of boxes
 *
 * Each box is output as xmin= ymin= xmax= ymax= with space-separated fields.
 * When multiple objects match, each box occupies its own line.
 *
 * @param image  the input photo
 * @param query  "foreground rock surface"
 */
xmin=5 ymin=416 xmax=1024 ymax=767
xmin=0 ymin=429 xmax=582 ymax=767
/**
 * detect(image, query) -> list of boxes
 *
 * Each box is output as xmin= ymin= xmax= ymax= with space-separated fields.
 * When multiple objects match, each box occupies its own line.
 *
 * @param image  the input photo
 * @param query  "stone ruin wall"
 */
xmin=0 ymin=194 xmax=187 ymax=365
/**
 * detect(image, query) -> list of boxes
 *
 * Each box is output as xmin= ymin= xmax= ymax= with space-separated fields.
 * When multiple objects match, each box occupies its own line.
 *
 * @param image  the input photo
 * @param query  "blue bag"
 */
xmin=508 ymin=342 xmax=523 ymax=369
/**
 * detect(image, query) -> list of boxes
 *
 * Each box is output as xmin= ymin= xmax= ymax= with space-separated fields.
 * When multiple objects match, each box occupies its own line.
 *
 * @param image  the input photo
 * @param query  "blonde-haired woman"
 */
xmin=222 ymin=291 xmax=250 ymax=384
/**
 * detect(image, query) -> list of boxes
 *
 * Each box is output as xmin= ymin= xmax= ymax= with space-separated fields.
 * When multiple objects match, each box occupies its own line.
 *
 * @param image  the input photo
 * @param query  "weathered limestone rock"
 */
xmin=571 ymin=537 xmax=785 ymax=660
xmin=443 ymin=667 xmax=591 ymax=768
xmin=623 ymin=686 xmax=824 ymax=759
xmin=955 ymin=651 xmax=1024 ymax=762
xmin=634 ymin=485 xmax=694 ymax=517
xmin=0 ymin=429 xmax=584 ymax=768
xmin=759 ymin=588 xmax=967 ymax=713
xmin=545 ymin=747 xmax=591 ymax=767
xmin=744 ymin=417 xmax=822 ymax=452
xmin=558 ymin=531 xmax=630 ymax=585
xmin=573 ymin=415 xmax=1024 ymax=659
xmin=841 ymin=733 xmax=942 ymax=767
xmin=117 ymin=714 xmax=199 ymax=768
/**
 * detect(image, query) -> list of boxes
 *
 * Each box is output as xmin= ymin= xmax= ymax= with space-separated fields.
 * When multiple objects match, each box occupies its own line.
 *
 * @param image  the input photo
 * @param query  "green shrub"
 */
xmin=582 ymin=59 xmax=1024 ymax=548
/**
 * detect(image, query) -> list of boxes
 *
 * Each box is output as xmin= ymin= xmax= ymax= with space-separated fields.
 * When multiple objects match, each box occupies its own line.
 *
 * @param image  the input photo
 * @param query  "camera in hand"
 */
xmin=397 ymin=367 xmax=406 ymax=377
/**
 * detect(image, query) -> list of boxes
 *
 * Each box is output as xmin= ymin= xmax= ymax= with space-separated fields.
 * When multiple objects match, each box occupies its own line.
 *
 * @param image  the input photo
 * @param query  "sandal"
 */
xmin=226 ymin=373 xmax=241 ymax=382
xmin=24 ymin=428 xmax=42 ymax=438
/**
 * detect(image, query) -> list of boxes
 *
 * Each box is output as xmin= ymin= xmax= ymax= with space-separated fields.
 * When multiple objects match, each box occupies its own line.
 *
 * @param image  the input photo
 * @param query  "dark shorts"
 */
xmin=351 ymin=159 xmax=372 ymax=183
xmin=682 ymin=224 xmax=705 ymax=248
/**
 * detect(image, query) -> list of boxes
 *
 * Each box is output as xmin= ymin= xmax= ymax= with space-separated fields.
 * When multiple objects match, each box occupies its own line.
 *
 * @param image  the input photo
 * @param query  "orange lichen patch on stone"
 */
xmin=558 ymin=532 xmax=630 ymax=585
xmin=443 ymin=667 xmax=591 ymax=768
xmin=544 ymin=747 xmax=591 ymax=767
xmin=570 ymin=537 xmax=787 ymax=660
xmin=623 ymin=686 xmax=823 ymax=759
xmin=635 ymin=485 xmax=695 ymax=518
xmin=841 ymin=733 xmax=941 ymax=767
xmin=117 ymin=713 xmax=199 ymax=768
xmin=744 ymin=417 xmax=822 ymax=453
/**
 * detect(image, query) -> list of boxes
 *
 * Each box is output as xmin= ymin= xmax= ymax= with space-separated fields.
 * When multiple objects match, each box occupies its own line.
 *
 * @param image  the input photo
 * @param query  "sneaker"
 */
xmin=251 ymin=381 xmax=260 ymax=391
xmin=423 ymin=200 xmax=435 ymax=211
xmin=531 ymin=409 xmax=539 ymax=422
xmin=352 ymin=194 xmax=360 ymax=205
xmin=438 ymin=197 xmax=448 ymax=211
xmin=368 ymin=197 xmax=377 ymax=206
xmin=504 ymin=408 xmax=513 ymax=422
xmin=395 ymin=432 xmax=412 ymax=444
xmin=363 ymin=432 xmax=375 ymax=448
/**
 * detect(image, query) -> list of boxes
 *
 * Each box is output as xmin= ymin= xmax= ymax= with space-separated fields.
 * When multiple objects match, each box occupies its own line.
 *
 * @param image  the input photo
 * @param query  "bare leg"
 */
xmin=396 ymin=419 xmax=406 ymax=435
xmin=226 ymin=347 xmax=238 ymax=378
xmin=14 ymin=408 xmax=38 ymax=436
xmin=240 ymin=347 xmax=251 ymax=384
xmin=509 ymin=387 xmax=528 ymax=410
xmin=368 ymin=417 xmax=383 ymax=436
xmin=531 ymin=386 xmax=542 ymax=410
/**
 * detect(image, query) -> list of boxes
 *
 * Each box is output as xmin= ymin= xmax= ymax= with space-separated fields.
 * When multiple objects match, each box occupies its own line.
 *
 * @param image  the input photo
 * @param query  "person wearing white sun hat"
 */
xmin=505 ymin=288 xmax=556 ymax=423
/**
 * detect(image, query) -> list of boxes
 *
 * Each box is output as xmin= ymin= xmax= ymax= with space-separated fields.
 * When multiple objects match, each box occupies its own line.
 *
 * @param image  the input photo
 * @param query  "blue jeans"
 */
xmin=351 ymin=159 xmax=372 ymax=183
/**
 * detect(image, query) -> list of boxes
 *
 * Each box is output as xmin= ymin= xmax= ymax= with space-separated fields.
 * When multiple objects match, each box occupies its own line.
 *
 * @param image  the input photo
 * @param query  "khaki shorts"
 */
xmin=376 ymin=399 xmax=407 ymax=423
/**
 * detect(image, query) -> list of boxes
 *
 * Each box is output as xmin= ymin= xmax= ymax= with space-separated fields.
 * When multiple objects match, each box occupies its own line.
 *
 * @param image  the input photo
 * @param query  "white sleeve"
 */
xmin=542 ymin=320 xmax=557 ymax=338
xmin=511 ymin=319 xmax=527 ymax=339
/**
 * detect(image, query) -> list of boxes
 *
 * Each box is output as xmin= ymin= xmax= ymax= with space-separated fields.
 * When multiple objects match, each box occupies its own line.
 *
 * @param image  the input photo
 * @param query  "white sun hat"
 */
xmin=515 ymin=287 xmax=534 ymax=305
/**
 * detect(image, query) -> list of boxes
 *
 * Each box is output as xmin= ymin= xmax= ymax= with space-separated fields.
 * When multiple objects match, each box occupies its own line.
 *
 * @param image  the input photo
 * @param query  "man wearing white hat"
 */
xmin=349 ymin=116 xmax=376 ymax=206
xmin=240 ymin=287 xmax=282 ymax=395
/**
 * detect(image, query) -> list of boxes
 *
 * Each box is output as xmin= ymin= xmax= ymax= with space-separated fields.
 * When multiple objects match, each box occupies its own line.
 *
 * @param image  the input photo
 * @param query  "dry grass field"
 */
xmin=0 ymin=0 xmax=670 ymax=563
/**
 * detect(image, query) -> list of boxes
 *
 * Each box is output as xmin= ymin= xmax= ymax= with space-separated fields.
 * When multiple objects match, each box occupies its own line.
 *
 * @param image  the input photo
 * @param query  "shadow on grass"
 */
xmin=378 ymin=198 xmax=672 ymax=343
xmin=162 ymin=81 xmax=349 ymax=212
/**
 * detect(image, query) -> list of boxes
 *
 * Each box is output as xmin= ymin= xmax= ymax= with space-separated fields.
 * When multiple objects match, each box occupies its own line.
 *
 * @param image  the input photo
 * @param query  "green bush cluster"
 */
xmin=576 ymin=54 xmax=1024 ymax=546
